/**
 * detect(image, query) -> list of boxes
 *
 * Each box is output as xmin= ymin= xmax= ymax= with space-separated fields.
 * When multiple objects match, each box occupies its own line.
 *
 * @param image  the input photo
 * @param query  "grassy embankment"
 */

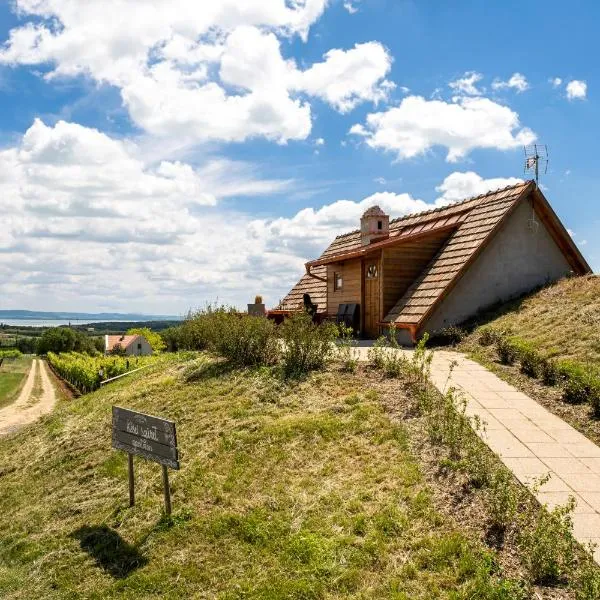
xmin=0 ymin=356 xmax=32 ymax=410
xmin=461 ymin=275 xmax=600 ymax=365
xmin=456 ymin=275 xmax=600 ymax=443
xmin=0 ymin=351 xmax=541 ymax=599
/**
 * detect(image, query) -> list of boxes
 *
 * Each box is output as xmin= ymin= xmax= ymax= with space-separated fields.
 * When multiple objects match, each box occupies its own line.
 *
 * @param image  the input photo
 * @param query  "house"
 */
xmin=278 ymin=181 xmax=591 ymax=343
xmin=104 ymin=334 xmax=153 ymax=356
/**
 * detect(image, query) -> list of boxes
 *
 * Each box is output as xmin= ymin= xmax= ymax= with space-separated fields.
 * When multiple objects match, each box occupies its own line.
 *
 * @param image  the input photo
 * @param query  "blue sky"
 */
xmin=0 ymin=0 xmax=596 ymax=315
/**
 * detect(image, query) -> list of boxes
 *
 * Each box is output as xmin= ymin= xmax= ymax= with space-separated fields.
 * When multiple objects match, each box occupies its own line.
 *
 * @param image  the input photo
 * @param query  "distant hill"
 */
xmin=0 ymin=309 xmax=180 ymax=321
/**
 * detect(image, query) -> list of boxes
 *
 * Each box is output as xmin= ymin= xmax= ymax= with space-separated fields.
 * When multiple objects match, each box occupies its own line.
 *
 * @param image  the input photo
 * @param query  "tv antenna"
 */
xmin=524 ymin=144 xmax=549 ymax=187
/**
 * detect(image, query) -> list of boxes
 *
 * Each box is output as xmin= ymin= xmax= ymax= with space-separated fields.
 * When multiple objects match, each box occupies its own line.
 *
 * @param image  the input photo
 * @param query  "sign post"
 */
xmin=112 ymin=406 xmax=179 ymax=515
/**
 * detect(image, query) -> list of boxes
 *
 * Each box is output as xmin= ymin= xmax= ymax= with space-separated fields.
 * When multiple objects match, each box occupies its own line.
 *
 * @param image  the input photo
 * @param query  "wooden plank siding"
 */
xmin=326 ymin=260 xmax=362 ymax=316
xmin=381 ymin=230 xmax=452 ymax=319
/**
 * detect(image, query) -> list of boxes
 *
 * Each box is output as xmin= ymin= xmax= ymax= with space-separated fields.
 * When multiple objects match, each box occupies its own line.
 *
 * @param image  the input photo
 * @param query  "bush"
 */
xmin=540 ymin=358 xmax=560 ymax=386
xmin=519 ymin=496 xmax=577 ymax=585
xmin=496 ymin=337 xmax=518 ymax=365
xmin=367 ymin=336 xmax=388 ymax=369
xmin=429 ymin=326 xmax=466 ymax=347
xmin=337 ymin=324 xmax=358 ymax=373
xmin=486 ymin=469 xmax=519 ymax=530
xmin=478 ymin=327 xmax=500 ymax=347
xmin=216 ymin=313 xmax=279 ymax=368
xmin=559 ymin=362 xmax=600 ymax=407
xmin=280 ymin=312 xmax=337 ymax=378
xmin=515 ymin=342 xmax=542 ymax=378
xmin=0 ymin=349 xmax=22 ymax=359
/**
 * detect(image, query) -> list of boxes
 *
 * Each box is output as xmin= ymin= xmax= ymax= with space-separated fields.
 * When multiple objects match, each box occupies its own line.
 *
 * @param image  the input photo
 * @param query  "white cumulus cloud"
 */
xmin=491 ymin=72 xmax=529 ymax=93
xmin=350 ymin=95 xmax=536 ymax=162
xmin=0 ymin=1 xmax=395 ymax=145
xmin=449 ymin=71 xmax=483 ymax=96
xmin=566 ymin=79 xmax=587 ymax=100
xmin=435 ymin=171 xmax=523 ymax=205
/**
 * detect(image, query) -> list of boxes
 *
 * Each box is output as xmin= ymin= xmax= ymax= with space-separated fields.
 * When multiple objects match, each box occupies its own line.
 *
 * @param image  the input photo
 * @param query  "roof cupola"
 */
xmin=360 ymin=205 xmax=389 ymax=246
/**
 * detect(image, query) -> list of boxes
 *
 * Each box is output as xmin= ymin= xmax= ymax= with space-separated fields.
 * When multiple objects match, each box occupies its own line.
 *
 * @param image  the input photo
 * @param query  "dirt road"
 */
xmin=0 ymin=359 xmax=57 ymax=436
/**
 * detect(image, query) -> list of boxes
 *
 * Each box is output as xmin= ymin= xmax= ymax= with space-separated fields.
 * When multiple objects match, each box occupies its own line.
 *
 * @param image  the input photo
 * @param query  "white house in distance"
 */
xmin=104 ymin=334 xmax=153 ymax=356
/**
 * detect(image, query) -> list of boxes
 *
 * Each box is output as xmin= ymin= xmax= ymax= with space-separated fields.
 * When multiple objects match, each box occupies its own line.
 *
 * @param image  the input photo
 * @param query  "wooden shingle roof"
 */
xmin=278 ymin=265 xmax=327 ymax=313
xmin=384 ymin=182 xmax=533 ymax=325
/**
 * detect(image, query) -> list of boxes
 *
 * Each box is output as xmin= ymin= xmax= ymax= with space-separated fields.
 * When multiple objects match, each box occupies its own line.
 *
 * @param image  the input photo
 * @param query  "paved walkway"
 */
xmin=354 ymin=346 xmax=600 ymax=562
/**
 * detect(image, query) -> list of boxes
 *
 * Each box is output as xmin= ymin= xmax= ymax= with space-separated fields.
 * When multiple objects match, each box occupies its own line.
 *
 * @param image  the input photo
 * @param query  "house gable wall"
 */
xmin=422 ymin=197 xmax=573 ymax=334
xmin=125 ymin=336 xmax=153 ymax=356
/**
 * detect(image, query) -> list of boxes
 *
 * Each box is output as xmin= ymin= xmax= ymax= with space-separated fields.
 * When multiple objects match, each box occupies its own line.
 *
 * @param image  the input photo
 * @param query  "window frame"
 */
xmin=333 ymin=271 xmax=343 ymax=291
xmin=366 ymin=264 xmax=379 ymax=279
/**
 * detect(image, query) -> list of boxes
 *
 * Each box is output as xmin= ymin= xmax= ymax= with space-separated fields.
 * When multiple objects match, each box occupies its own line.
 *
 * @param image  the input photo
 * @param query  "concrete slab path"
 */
xmin=354 ymin=346 xmax=600 ymax=562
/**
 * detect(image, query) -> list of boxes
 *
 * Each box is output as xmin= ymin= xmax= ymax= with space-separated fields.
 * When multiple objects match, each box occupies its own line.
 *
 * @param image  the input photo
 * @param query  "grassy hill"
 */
xmin=462 ymin=275 xmax=600 ymax=365
xmin=0 ymin=352 xmax=537 ymax=599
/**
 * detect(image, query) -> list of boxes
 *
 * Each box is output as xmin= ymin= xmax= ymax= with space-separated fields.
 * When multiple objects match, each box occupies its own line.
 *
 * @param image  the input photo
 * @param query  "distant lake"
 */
xmin=0 ymin=319 xmax=152 ymax=328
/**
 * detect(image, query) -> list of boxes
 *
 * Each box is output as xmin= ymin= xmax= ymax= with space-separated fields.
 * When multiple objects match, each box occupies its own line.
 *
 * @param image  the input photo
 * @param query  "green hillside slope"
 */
xmin=0 ymin=353 xmax=522 ymax=599
xmin=463 ymin=275 xmax=600 ymax=364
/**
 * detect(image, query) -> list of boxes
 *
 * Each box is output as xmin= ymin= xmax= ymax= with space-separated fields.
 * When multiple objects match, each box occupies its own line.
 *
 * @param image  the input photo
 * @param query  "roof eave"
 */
xmin=531 ymin=186 xmax=592 ymax=275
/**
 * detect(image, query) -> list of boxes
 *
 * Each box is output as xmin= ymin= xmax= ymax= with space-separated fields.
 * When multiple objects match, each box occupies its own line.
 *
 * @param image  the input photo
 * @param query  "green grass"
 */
xmin=0 ymin=353 xmax=521 ymax=598
xmin=0 ymin=357 xmax=32 ymax=409
xmin=461 ymin=275 xmax=600 ymax=366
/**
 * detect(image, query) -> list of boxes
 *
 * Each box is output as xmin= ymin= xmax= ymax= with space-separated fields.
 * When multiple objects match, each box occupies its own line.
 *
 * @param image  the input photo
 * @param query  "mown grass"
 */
xmin=0 ymin=356 xmax=32 ymax=409
xmin=0 ymin=353 xmax=522 ymax=599
xmin=461 ymin=275 xmax=599 ymax=365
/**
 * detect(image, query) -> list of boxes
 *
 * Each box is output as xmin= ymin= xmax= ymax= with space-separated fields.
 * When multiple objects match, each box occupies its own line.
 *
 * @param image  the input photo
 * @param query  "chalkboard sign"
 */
xmin=112 ymin=406 xmax=179 ymax=470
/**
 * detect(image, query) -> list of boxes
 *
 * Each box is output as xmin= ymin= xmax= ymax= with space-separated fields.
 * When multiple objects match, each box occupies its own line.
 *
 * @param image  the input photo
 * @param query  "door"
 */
xmin=363 ymin=259 xmax=381 ymax=338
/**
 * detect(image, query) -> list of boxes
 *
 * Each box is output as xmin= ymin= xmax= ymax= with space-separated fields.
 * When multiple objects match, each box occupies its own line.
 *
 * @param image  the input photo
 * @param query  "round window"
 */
xmin=366 ymin=264 xmax=378 ymax=279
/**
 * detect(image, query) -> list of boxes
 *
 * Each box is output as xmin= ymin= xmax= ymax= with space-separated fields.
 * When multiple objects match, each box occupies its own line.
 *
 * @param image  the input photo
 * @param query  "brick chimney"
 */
xmin=360 ymin=205 xmax=389 ymax=246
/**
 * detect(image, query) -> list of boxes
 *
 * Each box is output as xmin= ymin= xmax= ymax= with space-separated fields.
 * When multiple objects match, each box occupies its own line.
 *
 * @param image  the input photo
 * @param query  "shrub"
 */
xmin=367 ymin=336 xmax=388 ymax=369
xmin=515 ymin=341 xmax=542 ymax=378
xmin=478 ymin=326 xmax=500 ymax=347
xmin=0 ymin=349 xmax=22 ymax=359
xmin=540 ymin=358 xmax=560 ymax=386
xmin=519 ymin=496 xmax=577 ymax=585
xmin=426 ymin=389 xmax=472 ymax=459
xmin=215 ymin=313 xmax=279 ymax=368
xmin=337 ymin=324 xmax=358 ymax=373
xmin=575 ymin=548 xmax=600 ymax=600
xmin=280 ymin=312 xmax=337 ymax=378
xmin=254 ymin=295 xmax=263 ymax=304
xmin=496 ymin=337 xmax=518 ymax=365
xmin=486 ymin=469 xmax=519 ymax=530
xmin=559 ymin=362 xmax=600 ymax=408
xmin=429 ymin=326 xmax=466 ymax=347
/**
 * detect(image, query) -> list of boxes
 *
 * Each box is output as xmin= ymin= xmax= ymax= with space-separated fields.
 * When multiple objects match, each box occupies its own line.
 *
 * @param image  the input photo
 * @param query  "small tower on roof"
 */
xmin=360 ymin=205 xmax=389 ymax=246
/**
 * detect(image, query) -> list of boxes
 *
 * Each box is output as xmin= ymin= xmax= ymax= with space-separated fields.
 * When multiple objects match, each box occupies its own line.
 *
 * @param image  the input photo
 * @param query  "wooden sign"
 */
xmin=112 ymin=406 xmax=179 ymax=514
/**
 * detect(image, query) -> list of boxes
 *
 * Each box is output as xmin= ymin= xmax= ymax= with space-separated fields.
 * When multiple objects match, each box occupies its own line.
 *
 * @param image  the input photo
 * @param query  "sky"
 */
xmin=0 ymin=0 xmax=597 ymax=316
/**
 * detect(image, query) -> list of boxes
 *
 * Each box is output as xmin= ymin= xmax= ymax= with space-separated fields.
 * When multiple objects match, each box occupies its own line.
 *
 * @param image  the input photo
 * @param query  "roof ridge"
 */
xmin=389 ymin=180 xmax=531 ymax=225
xmin=333 ymin=180 xmax=531 ymax=239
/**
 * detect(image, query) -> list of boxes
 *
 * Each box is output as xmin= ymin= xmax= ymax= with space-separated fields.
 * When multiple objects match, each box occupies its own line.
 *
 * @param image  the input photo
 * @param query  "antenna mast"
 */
xmin=524 ymin=144 xmax=549 ymax=187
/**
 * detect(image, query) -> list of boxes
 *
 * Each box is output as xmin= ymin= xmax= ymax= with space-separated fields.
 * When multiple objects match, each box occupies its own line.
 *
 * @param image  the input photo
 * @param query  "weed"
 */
xmin=337 ymin=324 xmax=359 ymax=373
xmin=575 ymin=545 xmax=600 ymax=600
xmin=367 ymin=336 xmax=388 ymax=369
xmin=486 ymin=469 xmax=519 ymax=531
xmin=519 ymin=495 xmax=577 ymax=585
